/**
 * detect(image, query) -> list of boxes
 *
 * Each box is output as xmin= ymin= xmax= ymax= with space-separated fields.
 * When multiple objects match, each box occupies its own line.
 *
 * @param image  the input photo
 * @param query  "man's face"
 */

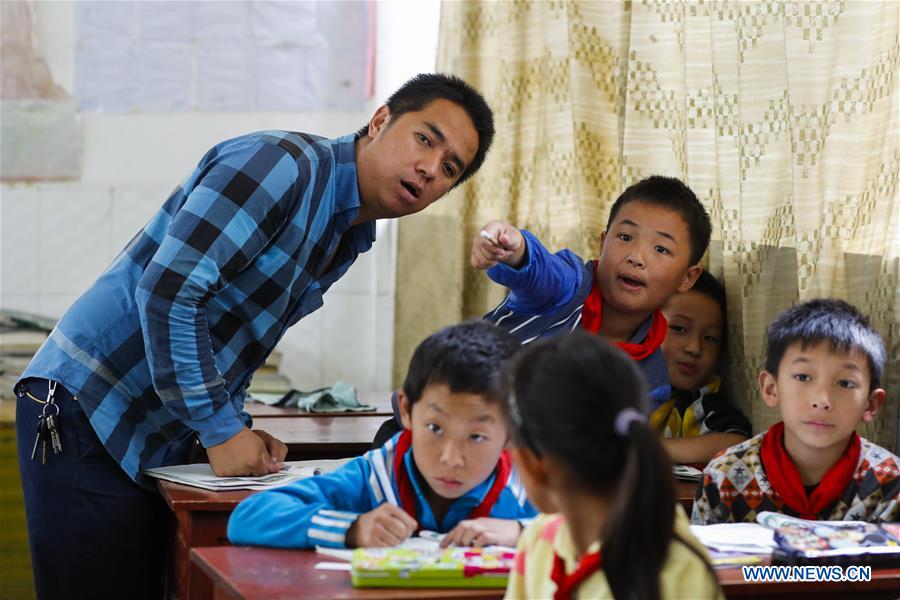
xmin=661 ymin=289 xmax=724 ymax=391
xmin=760 ymin=341 xmax=883 ymax=458
xmin=399 ymin=383 xmax=507 ymax=501
xmin=356 ymin=99 xmax=478 ymax=221
xmin=597 ymin=201 xmax=699 ymax=317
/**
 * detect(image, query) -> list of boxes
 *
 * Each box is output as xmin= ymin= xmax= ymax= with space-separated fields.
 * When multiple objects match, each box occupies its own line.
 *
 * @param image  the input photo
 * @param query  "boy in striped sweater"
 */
xmin=472 ymin=176 xmax=709 ymax=408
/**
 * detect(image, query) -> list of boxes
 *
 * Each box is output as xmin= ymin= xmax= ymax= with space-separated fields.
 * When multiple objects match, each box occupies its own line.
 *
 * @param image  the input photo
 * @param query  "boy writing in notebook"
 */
xmin=693 ymin=299 xmax=899 ymax=524
xmin=228 ymin=321 xmax=535 ymax=548
xmin=471 ymin=176 xmax=709 ymax=406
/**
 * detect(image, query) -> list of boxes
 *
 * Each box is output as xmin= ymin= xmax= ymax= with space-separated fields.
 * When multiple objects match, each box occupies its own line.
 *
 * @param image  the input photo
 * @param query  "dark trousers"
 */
xmin=16 ymin=378 xmax=170 ymax=600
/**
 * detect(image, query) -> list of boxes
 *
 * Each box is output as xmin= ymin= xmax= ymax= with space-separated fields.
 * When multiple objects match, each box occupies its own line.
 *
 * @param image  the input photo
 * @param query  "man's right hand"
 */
xmin=345 ymin=504 xmax=418 ymax=548
xmin=207 ymin=427 xmax=277 ymax=477
xmin=471 ymin=221 xmax=526 ymax=270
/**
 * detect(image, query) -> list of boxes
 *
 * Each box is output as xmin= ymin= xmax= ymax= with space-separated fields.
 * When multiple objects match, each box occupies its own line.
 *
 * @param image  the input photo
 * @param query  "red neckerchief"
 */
xmin=760 ymin=421 xmax=861 ymax=519
xmin=580 ymin=262 xmax=667 ymax=360
xmin=392 ymin=430 xmax=512 ymax=528
xmin=551 ymin=549 xmax=603 ymax=600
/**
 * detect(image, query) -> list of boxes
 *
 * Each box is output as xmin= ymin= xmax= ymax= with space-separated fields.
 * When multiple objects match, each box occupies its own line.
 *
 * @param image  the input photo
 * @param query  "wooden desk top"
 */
xmin=676 ymin=478 xmax=698 ymax=511
xmin=246 ymin=392 xmax=395 ymax=418
xmin=191 ymin=546 xmax=502 ymax=600
xmin=252 ymin=415 xmax=386 ymax=453
xmin=191 ymin=546 xmax=900 ymax=600
xmin=159 ymin=480 xmax=251 ymax=513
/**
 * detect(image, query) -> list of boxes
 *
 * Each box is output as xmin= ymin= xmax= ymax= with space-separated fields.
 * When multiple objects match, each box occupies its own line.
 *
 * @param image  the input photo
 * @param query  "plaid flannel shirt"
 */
xmin=19 ymin=130 xmax=375 ymax=488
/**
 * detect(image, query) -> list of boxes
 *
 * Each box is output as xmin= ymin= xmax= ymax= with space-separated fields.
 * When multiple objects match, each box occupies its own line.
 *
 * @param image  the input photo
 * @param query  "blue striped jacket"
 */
xmin=227 ymin=431 xmax=536 ymax=549
xmin=19 ymin=131 xmax=375 ymax=487
xmin=484 ymin=230 xmax=670 ymax=406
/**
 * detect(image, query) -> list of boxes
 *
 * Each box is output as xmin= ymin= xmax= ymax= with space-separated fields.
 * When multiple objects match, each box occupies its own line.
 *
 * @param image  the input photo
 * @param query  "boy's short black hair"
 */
xmin=357 ymin=73 xmax=495 ymax=188
xmin=402 ymin=320 xmax=520 ymax=408
xmin=765 ymin=298 xmax=886 ymax=390
xmin=606 ymin=176 xmax=711 ymax=265
xmin=682 ymin=269 xmax=728 ymax=347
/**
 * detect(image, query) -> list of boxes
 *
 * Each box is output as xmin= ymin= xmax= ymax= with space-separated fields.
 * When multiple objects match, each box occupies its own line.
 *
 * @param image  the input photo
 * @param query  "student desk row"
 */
xmin=160 ymin=402 xmax=697 ymax=600
xmin=162 ymin=477 xmax=700 ymax=600
xmin=190 ymin=545 xmax=900 ymax=600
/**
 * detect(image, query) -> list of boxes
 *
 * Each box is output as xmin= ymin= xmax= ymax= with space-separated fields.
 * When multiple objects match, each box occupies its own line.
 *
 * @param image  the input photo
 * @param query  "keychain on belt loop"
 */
xmin=31 ymin=380 xmax=64 ymax=464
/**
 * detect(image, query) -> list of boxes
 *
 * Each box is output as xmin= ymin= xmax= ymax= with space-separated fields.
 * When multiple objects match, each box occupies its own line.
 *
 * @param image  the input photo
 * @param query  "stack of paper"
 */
xmin=690 ymin=522 xmax=777 ymax=567
xmin=143 ymin=458 xmax=350 ymax=491
xmin=673 ymin=464 xmax=703 ymax=481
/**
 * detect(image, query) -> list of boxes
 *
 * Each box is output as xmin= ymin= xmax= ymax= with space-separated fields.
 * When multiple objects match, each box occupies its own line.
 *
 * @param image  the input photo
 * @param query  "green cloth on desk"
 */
xmin=276 ymin=382 xmax=376 ymax=413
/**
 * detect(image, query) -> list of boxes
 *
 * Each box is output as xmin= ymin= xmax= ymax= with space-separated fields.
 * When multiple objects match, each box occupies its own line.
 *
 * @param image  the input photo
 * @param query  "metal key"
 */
xmin=31 ymin=415 xmax=47 ymax=462
xmin=47 ymin=413 xmax=63 ymax=455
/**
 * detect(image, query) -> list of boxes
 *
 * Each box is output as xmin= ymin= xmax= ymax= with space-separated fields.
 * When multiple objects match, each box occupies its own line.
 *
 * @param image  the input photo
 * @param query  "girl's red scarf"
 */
xmin=581 ymin=263 xmax=667 ymax=360
xmin=760 ymin=421 xmax=860 ymax=519
xmin=392 ymin=430 xmax=511 ymax=526
xmin=551 ymin=549 xmax=603 ymax=600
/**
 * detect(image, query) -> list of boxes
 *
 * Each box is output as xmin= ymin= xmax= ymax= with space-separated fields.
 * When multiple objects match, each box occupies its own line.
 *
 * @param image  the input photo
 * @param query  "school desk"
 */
xmin=676 ymin=478 xmax=699 ymax=511
xmin=252 ymin=414 xmax=387 ymax=460
xmin=159 ymin=411 xmax=383 ymax=598
xmin=190 ymin=546 xmax=504 ymax=600
xmin=245 ymin=392 xmax=394 ymax=418
xmin=190 ymin=546 xmax=900 ymax=600
xmin=161 ymin=481 xmax=250 ymax=600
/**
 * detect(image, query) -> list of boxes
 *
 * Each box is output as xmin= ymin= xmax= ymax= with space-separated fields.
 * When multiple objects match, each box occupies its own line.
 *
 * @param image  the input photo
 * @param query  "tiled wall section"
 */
xmin=0 ymin=183 xmax=397 ymax=393
xmin=0 ymin=0 xmax=443 ymax=397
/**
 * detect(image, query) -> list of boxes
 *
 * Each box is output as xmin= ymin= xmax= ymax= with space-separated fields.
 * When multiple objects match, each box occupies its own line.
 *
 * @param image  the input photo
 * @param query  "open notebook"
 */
xmin=143 ymin=458 xmax=351 ymax=491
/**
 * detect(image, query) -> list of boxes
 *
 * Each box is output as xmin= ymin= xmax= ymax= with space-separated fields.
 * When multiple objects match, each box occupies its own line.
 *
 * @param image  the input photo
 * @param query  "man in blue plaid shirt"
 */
xmin=16 ymin=73 xmax=494 ymax=599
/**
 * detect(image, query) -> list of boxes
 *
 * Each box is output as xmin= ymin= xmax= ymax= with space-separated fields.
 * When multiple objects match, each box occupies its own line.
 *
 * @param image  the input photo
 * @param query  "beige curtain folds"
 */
xmin=394 ymin=1 xmax=899 ymax=450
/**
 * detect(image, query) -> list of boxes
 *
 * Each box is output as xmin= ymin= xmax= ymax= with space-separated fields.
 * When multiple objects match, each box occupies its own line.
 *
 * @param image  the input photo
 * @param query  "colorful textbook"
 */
xmin=351 ymin=546 xmax=514 ymax=588
xmin=757 ymin=512 xmax=900 ymax=566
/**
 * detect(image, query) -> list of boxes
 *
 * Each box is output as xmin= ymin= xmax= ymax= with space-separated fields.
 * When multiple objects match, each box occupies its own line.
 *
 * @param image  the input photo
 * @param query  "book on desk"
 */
xmin=351 ymin=546 xmax=515 ymax=589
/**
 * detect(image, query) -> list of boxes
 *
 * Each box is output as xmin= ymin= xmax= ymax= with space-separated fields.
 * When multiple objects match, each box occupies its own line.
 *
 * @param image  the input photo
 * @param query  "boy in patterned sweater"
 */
xmin=692 ymin=299 xmax=899 ymax=524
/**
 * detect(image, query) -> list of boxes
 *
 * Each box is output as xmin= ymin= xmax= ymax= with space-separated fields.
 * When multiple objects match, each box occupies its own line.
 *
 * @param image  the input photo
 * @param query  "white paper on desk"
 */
xmin=315 ymin=561 xmax=352 ymax=571
xmin=143 ymin=458 xmax=351 ymax=492
xmin=314 ymin=537 xmax=441 ymax=563
xmin=689 ymin=523 xmax=776 ymax=555
xmin=673 ymin=465 xmax=703 ymax=481
xmin=315 ymin=534 xmax=516 ymax=563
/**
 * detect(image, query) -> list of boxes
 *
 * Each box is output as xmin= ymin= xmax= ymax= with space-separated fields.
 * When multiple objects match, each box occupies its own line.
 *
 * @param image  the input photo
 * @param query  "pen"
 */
xmin=479 ymin=230 xmax=503 ymax=248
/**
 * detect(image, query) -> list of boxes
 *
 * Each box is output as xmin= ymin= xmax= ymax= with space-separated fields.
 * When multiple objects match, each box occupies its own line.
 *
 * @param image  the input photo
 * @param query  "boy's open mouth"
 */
xmin=618 ymin=274 xmax=645 ymax=290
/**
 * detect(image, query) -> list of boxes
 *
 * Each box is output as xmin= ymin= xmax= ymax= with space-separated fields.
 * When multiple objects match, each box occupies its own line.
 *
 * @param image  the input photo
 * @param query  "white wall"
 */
xmin=0 ymin=0 xmax=441 ymax=393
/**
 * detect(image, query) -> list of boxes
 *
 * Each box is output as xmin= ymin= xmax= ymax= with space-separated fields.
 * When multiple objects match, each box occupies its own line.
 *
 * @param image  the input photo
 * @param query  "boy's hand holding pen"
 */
xmin=471 ymin=221 xmax=527 ymax=270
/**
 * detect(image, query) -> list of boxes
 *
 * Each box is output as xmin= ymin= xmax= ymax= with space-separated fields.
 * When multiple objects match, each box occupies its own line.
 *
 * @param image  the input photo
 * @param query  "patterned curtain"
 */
xmin=393 ymin=1 xmax=899 ymax=450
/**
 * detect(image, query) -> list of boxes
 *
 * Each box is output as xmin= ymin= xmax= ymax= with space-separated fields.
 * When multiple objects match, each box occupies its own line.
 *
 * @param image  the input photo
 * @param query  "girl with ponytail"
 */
xmin=503 ymin=333 xmax=721 ymax=600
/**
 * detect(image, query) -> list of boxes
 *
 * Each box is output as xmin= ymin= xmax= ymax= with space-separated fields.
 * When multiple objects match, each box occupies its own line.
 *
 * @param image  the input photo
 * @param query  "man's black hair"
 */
xmin=402 ymin=320 xmax=520 ymax=408
xmin=357 ymin=73 xmax=495 ymax=187
xmin=765 ymin=298 xmax=886 ymax=390
xmin=606 ymin=176 xmax=711 ymax=265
